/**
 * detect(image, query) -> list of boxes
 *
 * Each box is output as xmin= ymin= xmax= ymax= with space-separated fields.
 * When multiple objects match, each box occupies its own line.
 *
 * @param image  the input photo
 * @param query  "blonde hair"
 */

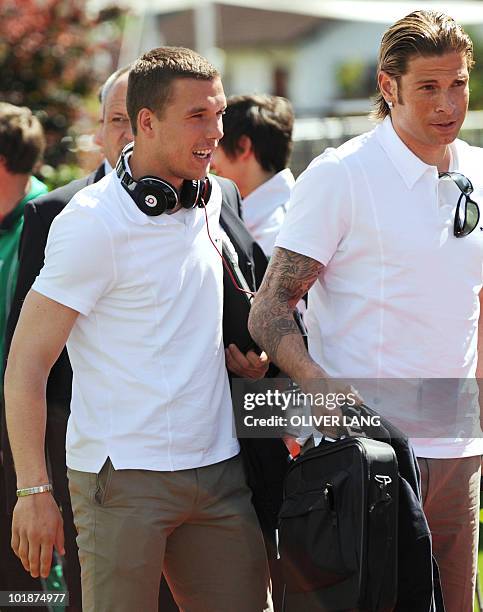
xmin=373 ymin=10 xmax=474 ymax=120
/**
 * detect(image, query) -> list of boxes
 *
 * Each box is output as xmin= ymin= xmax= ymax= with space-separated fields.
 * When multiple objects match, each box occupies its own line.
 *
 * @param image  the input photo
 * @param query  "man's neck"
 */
xmin=391 ymin=121 xmax=452 ymax=172
xmin=242 ymin=166 xmax=275 ymax=199
xmin=407 ymin=142 xmax=451 ymax=173
xmin=129 ymin=147 xmax=183 ymax=192
xmin=0 ymin=173 xmax=31 ymax=223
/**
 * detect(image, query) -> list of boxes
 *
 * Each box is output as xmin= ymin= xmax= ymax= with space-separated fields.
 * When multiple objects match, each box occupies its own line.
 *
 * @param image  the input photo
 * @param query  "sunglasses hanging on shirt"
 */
xmin=438 ymin=171 xmax=480 ymax=238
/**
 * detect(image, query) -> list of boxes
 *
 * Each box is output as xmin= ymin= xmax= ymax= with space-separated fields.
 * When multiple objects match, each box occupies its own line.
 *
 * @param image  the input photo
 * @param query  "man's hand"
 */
xmin=298 ymin=377 xmax=363 ymax=439
xmin=225 ymin=344 xmax=269 ymax=379
xmin=11 ymin=493 xmax=64 ymax=578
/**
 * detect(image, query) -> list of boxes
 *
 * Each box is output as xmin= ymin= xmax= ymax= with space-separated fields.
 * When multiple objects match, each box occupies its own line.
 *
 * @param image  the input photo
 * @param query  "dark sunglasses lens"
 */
xmin=455 ymin=195 xmax=465 ymax=233
xmin=456 ymin=198 xmax=480 ymax=237
xmin=464 ymin=200 xmax=479 ymax=234
xmin=453 ymin=174 xmax=473 ymax=195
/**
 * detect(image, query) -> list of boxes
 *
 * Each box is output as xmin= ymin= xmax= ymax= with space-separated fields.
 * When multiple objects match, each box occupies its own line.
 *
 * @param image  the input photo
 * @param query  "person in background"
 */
xmin=212 ymin=94 xmax=294 ymax=257
xmin=0 ymin=103 xmax=47 ymax=371
xmin=0 ymin=102 xmax=47 ymax=604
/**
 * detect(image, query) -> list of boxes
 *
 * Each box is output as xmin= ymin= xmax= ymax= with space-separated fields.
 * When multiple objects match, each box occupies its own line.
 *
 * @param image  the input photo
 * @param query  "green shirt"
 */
xmin=0 ymin=176 xmax=48 ymax=373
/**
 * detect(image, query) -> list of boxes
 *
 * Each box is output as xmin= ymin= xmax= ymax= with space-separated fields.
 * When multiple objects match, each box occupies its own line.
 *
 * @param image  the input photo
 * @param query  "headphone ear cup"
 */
xmin=179 ymin=180 xmax=200 ymax=209
xmin=135 ymin=179 xmax=178 ymax=216
xmin=200 ymin=176 xmax=212 ymax=206
xmin=117 ymin=144 xmax=180 ymax=216
xmin=179 ymin=177 xmax=213 ymax=209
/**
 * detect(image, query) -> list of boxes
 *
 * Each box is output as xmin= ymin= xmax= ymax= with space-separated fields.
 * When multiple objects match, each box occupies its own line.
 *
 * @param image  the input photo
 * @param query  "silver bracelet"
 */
xmin=16 ymin=483 xmax=53 ymax=497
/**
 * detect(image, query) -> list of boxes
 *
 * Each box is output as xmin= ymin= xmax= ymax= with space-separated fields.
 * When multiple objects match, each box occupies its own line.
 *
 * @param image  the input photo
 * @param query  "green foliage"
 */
xmin=40 ymin=163 xmax=85 ymax=191
xmin=0 ymin=0 xmax=123 ymax=166
xmin=336 ymin=59 xmax=376 ymax=100
xmin=468 ymin=30 xmax=483 ymax=110
xmin=453 ymin=27 xmax=483 ymax=110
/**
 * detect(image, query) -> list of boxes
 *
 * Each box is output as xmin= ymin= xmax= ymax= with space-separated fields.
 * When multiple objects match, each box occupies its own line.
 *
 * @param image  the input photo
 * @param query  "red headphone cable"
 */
xmin=201 ymin=200 xmax=256 ymax=299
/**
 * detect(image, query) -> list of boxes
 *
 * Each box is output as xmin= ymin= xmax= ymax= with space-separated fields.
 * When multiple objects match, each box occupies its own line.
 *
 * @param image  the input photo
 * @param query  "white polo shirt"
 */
xmin=243 ymin=168 xmax=294 ymax=256
xmin=276 ymin=117 xmax=483 ymax=458
xmin=33 ymin=171 xmax=239 ymax=472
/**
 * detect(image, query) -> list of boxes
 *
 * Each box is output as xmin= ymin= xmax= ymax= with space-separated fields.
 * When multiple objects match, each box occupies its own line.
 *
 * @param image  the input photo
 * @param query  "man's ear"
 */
xmin=378 ymin=71 xmax=396 ymax=105
xmin=137 ymin=108 xmax=157 ymax=138
xmin=237 ymin=135 xmax=253 ymax=160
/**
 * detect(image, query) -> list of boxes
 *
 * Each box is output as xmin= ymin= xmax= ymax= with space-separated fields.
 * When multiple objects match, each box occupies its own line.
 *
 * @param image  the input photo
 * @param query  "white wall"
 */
xmin=289 ymin=20 xmax=386 ymax=113
xmin=223 ymin=48 xmax=294 ymax=96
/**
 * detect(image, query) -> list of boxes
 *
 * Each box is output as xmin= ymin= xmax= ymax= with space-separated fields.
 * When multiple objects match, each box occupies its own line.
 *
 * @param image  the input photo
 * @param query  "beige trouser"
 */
xmin=418 ymin=456 xmax=481 ymax=612
xmin=68 ymin=454 xmax=273 ymax=612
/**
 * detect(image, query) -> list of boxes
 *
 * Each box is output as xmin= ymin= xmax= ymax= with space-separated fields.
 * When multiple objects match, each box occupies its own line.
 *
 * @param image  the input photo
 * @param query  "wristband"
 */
xmin=16 ymin=483 xmax=53 ymax=497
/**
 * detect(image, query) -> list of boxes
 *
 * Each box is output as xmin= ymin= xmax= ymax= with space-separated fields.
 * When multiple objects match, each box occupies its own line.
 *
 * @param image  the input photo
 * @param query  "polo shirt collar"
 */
xmin=243 ymin=168 xmax=294 ymax=227
xmin=244 ymin=168 xmax=294 ymax=207
xmin=376 ymin=116 xmax=439 ymax=189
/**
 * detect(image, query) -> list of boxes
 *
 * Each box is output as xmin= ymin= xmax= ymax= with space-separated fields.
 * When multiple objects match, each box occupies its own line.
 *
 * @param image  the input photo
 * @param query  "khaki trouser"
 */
xmin=68 ymin=454 xmax=273 ymax=612
xmin=419 ymin=456 xmax=481 ymax=612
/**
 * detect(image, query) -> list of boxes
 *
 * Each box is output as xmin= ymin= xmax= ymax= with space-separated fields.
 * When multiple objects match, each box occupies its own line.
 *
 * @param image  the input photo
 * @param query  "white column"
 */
xmin=193 ymin=0 xmax=225 ymax=72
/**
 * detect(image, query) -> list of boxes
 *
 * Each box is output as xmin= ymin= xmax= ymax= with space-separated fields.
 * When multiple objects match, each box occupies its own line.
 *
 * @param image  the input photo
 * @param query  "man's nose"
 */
xmin=208 ymin=116 xmax=224 ymax=141
xmin=435 ymin=91 xmax=456 ymax=114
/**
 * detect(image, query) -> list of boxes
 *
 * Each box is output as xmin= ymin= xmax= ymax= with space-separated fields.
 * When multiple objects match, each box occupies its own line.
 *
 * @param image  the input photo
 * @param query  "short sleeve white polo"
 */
xmin=276 ymin=117 xmax=483 ymax=458
xmin=33 ymin=172 xmax=239 ymax=472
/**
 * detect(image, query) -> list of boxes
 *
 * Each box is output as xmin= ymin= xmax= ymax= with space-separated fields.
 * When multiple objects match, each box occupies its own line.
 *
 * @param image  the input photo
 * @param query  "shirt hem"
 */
xmin=411 ymin=438 xmax=483 ymax=459
xmin=66 ymin=441 xmax=241 ymax=473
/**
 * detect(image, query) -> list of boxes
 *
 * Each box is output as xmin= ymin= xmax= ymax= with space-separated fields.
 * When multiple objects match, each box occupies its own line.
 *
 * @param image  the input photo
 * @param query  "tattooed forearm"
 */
xmin=248 ymin=247 xmax=325 ymax=381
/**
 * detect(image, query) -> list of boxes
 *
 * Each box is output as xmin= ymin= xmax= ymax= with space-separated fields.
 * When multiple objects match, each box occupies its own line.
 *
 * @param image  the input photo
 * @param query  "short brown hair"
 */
xmin=219 ymin=94 xmax=294 ymax=173
xmin=127 ymin=46 xmax=219 ymax=135
xmin=374 ymin=10 xmax=474 ymax=120
xmin=0 ymin=103 xmax=45 ymax=174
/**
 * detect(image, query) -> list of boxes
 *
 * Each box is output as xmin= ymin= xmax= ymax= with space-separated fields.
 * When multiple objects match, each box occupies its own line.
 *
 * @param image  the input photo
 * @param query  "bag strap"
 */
xmin=368 ymin=477 xmax=395 ymax=611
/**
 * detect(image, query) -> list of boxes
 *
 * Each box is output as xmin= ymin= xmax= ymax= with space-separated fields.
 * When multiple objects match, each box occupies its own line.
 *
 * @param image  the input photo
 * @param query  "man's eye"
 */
xmin=111 ymin=117 xmax=129 ymax=124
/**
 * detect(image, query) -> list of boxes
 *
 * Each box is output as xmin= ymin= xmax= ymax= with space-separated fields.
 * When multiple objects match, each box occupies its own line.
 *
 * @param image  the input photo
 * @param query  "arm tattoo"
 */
xmin=249 ymin=248 xmax=323 ymax=371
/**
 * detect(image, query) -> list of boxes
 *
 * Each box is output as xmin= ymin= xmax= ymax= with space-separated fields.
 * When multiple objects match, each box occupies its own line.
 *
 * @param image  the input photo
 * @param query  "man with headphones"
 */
xmin=4 ymin=47 xmax=273 ymax=612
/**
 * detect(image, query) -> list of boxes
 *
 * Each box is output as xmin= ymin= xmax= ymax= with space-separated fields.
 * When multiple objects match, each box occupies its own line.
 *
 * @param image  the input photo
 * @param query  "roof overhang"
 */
xmin=88 ymin=0 xmax=483 ymax=24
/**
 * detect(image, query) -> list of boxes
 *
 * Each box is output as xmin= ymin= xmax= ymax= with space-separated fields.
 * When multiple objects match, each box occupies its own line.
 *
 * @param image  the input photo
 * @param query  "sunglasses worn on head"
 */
xmin=438 ymin=172 xmax=480 ymax=238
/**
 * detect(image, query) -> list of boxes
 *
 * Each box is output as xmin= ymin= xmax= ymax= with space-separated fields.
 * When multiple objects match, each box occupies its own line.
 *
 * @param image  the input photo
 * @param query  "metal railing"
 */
xmin=291 ymin=110 xmax=483 ymax=177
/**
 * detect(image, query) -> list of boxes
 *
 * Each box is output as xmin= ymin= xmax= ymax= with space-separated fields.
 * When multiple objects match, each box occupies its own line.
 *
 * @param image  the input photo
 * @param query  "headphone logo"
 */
xmin=144 ymin=194 xmax=158 ymax=208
